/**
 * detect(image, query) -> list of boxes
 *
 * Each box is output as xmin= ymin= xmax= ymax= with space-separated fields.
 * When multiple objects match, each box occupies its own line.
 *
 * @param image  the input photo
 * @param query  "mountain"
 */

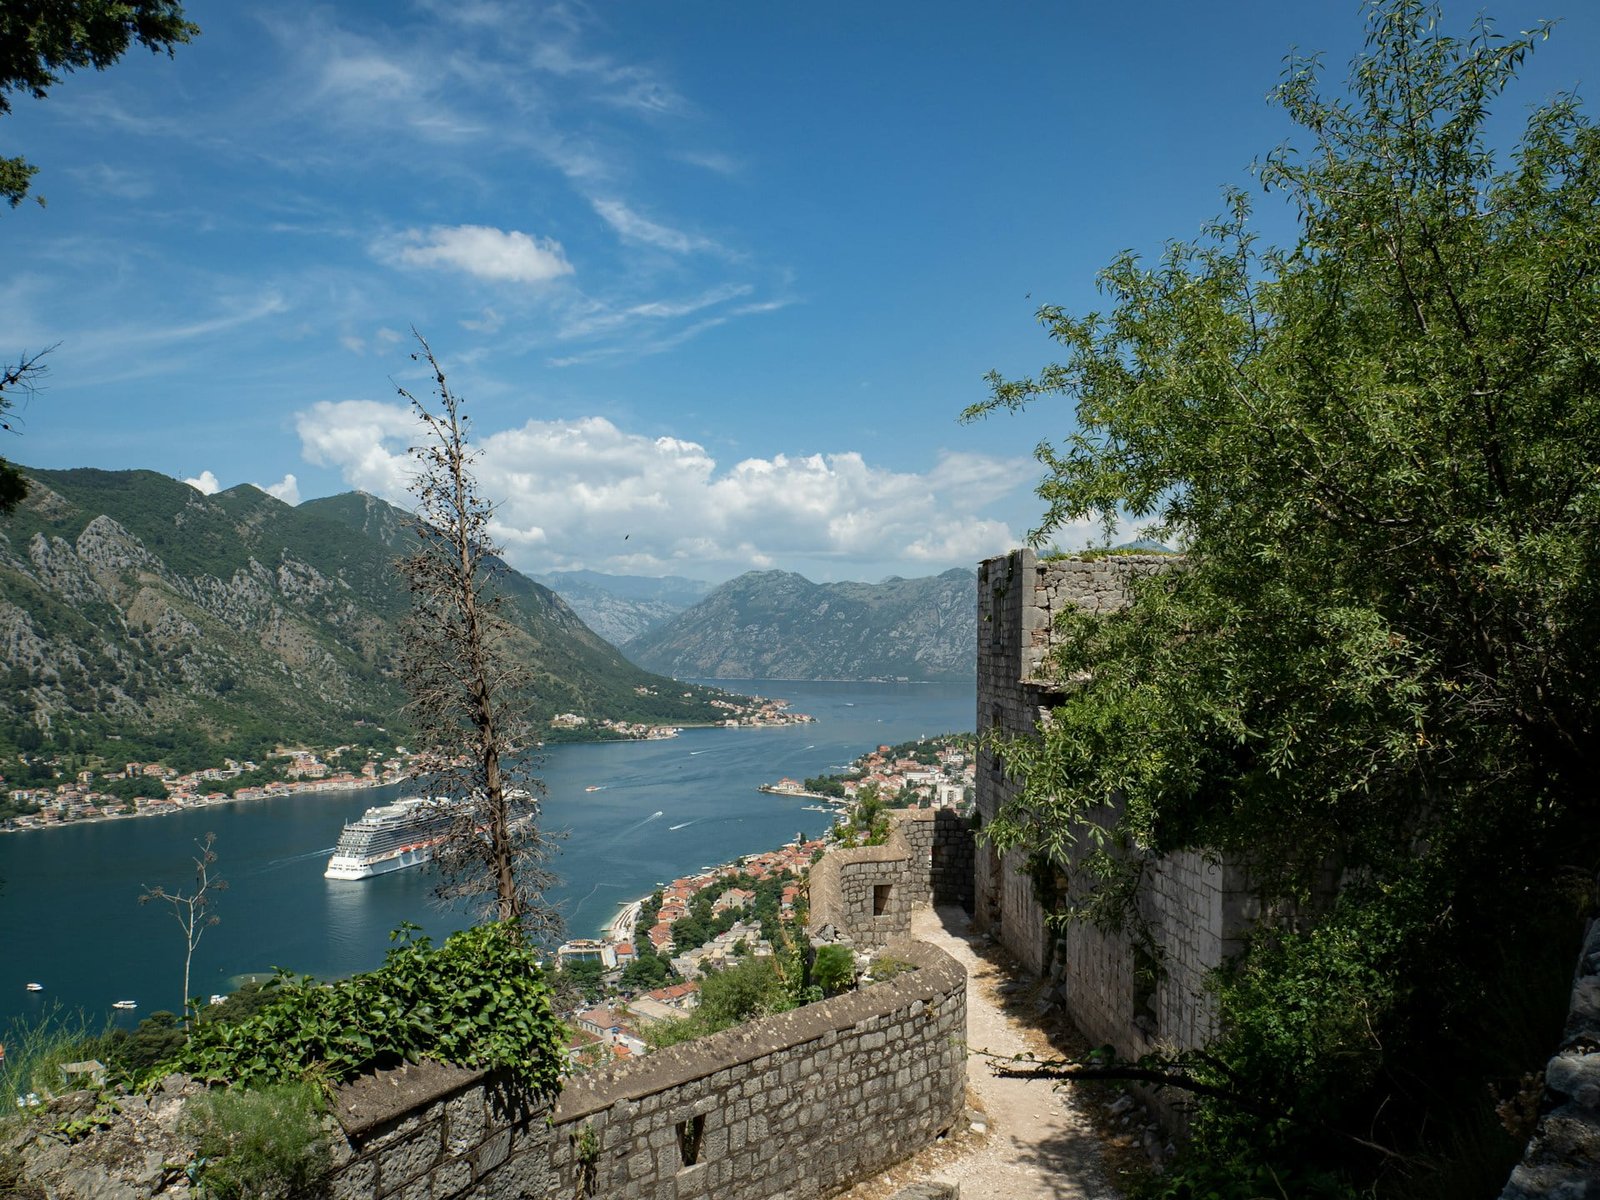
xmin=0 ymin=468 xmax=735 ymax=766
xmin=623 ymin=568 xmax=977 ymax=682
xmin=531 ymin=570 xmax=712 ymax=648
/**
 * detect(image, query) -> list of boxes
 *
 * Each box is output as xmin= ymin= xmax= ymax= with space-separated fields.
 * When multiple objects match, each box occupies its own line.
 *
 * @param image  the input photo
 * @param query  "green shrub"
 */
xmin=646 ymin=958 xmax=796 ymax=1049
xmin=163 ymin=922 xmax=564 ymax=1094
xmin=183 ymin=1080 xmax=329 ymax=1199
xmin=812 ymin=945 xmax=856 ymax=996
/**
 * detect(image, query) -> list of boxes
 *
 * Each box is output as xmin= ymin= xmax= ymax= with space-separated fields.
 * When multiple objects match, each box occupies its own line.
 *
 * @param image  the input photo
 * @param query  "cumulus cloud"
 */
xmin=379 ymin=225 xmax=575 ymax=285
xmin=262 ymin=474 xmax=301 ymax=506
xmin=184 ymin=470 xmax=221 ymax=495
xmin=295 ymin=401 xmax=1027 ymax=577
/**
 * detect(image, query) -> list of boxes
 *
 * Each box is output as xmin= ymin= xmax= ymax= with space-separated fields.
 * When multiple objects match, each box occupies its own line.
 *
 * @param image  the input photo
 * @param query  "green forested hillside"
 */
xmin=0 ymin=468 xmax=734 ymax=769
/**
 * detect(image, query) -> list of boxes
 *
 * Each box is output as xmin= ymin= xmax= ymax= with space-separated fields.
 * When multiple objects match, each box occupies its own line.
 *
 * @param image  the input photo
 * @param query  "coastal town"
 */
xmin=0 ymin=693 xmax=817 ymax=833
xmin=546 ymin=732 xmax=976 ymax=1067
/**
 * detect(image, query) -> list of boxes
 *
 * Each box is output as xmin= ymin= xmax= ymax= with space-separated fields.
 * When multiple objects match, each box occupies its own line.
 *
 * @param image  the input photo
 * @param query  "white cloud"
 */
xmin=296 ymin=402 xmax=1026 ymax=577
xmin=184 ymin=470 xmax=221 ymax=495
xmin=591 ymin=198 xmax=719 ymax=256
xmin=262 ymin=474 xmax=301 ymax=506
xmin=379 ymin=225 xmax=575 ymax=285
xmin=460 ymin=308 xmax=503 ymax=334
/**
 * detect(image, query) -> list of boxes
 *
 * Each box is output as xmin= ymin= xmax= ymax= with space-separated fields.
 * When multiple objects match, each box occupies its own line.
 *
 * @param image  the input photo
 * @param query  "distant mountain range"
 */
xmin=0 ymin=468 xmax=734 ymax=763
xmin=622 ymin=568 xmax=977 ymax=682
xmin=531 ymin=569 xmax=711 ymax=648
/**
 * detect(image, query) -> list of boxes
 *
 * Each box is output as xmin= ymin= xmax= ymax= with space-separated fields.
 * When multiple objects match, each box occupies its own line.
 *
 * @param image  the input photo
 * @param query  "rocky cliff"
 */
xmin=0 ymin=468 xmax=731 ymax=761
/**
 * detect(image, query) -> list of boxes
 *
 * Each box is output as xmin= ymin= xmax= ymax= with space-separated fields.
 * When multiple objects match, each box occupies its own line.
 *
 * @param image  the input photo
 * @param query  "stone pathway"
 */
xmin=836 ymin=906 xmax=1124 ymax=1200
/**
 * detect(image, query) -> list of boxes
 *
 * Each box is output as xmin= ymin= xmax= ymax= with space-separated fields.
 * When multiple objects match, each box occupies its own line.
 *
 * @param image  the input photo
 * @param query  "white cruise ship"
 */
xmin=324 ymin=797 xmax=459 ymax=880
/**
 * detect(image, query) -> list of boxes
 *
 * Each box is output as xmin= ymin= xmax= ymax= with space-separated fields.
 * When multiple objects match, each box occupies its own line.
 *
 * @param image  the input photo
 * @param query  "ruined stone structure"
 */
xmin=1499 ymin=907 xmax=1600 ymax=1198
xmin=974 ymin=548 xmax=1258 ymax=1060
xmin=807 ymin=808 xmax=974 ymax=948
xmin=311 ymin=937 xmax=966 ymax=1200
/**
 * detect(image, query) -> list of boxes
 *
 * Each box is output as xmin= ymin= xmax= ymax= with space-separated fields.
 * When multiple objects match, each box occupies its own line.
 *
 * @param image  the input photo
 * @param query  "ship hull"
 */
xmin=324 ymin=844 xmax=437 ymax=880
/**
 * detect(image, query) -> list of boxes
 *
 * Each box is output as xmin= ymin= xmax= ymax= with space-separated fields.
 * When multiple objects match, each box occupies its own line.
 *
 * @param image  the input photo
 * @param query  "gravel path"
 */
xmin=836 ymin=906 xmax=1124 ymax=1200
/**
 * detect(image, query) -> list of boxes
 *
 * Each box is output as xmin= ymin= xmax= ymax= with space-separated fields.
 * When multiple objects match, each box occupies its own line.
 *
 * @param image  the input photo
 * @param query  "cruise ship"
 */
xmin=324 ymin=797 xmax=460 ymax=880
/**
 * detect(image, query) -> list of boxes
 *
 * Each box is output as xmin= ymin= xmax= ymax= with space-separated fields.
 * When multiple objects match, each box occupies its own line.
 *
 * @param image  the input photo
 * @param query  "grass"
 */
xmin=182 ymin=1079 xmax=330 ymax=1199
xmin=0 ymin=1005 xmax=106 ymax=1124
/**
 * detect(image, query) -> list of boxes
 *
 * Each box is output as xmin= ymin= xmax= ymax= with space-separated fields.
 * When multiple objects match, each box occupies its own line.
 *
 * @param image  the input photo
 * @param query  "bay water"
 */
xmin=0 ymin=680 xmax=972 ymax=1030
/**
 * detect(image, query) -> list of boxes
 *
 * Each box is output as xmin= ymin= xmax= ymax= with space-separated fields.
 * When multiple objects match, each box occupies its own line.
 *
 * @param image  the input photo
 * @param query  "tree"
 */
xmin=139 ymin=832 xmax=224 ymax=1028
xmin=396 ymin=332 xmax=559 ymax=939
xmin=0 ymin=0 xmax=197 ymax=207
xmin=966 ymin=2 xmax=1599 ymax=1193
xmin=0 ymin=346 xmax=50 ymax=512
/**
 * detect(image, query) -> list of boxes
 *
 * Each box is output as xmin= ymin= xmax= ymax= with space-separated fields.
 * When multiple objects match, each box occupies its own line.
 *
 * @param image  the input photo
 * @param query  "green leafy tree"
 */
xmin=0 ymin=0 xmax=197 ymax=207
xmin=967 ymin=2 xmax=1599 ymax=1193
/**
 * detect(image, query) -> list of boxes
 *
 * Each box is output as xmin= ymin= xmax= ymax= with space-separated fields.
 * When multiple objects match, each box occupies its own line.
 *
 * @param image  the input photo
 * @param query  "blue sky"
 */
xmin=5 ymin=1 xmax=1597 ymax=583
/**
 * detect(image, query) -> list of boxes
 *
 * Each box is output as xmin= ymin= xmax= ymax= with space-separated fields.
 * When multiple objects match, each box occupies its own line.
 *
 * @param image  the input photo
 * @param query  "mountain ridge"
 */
xmin=0 ymin=467 xmax=736 ymax=767
xmin=624 ymin=567 xmax=977 ymax=682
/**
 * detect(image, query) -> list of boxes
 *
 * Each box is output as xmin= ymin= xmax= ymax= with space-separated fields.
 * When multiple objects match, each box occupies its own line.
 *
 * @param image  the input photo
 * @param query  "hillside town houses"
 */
xmin=2 ymin=747 xmax=412 ymax=830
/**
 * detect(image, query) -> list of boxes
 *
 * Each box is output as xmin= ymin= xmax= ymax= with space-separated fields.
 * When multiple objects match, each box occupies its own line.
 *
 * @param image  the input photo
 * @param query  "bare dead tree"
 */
xmin=139 ymin=832 xmax=225 ymax=1027
xmin=0 ymin=344 xmax=55 ymax=513
xmin=395 ymin=331 xmax=561 ymax=941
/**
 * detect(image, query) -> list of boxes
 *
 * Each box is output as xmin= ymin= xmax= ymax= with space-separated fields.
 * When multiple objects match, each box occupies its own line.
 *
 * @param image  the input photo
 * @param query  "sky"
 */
xmin=4 ymin=1 xmax=1597 ymax=584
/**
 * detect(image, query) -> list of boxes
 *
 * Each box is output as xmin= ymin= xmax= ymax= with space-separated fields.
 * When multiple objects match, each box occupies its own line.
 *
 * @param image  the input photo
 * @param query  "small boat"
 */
xmin=111 ymin=1000 xmax=137 ymax=1010
xmin=24 ymin=983 xmax=42 ymax=992
xmin=584 ymin=785 xmax=603 ymax=792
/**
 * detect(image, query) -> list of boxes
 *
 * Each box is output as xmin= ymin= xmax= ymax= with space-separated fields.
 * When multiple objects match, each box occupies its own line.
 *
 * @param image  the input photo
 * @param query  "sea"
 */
xmin=0 ymin=680 xmax=972 ymax=1031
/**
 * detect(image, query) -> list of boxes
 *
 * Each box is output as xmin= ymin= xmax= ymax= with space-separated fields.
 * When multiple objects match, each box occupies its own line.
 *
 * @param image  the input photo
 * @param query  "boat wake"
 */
xmin=668 ymin=820 xmax=697 ymax=831
xmin=616 ymin=810 xmax=666 ymax=838
xmin=237 ymin=847 xmax=335 ymax=878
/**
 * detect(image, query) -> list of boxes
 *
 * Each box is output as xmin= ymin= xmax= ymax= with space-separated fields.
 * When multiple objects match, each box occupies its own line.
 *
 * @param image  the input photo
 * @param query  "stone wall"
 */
xmin=809 ymin=809 xmax=973 ymax=948
xmin=318 ymin=939 xmax=967 ymax=1200
xmin=548 ymin=937 xmax=966 ymax=1200
xmin=931 ymin=810 xmax=975 ymax=913
xmin=974 ymin=548 xmax=1248 ymax=1060
xmin=1500 ymin=910 xmax=1600 ymax=1199
xmin=328 ymin=1062 xmax=554 ymax=1200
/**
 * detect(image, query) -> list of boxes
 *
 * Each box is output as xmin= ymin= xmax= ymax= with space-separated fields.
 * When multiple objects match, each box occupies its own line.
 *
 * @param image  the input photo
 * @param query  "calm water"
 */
xmin=0 ymin=680 xmax=972 ymax=1029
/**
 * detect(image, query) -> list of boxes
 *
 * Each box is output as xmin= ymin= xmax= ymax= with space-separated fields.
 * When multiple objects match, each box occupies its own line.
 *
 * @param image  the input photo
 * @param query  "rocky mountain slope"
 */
xmin=624 ymin=568 xmax=977 ymax=682
xmin=532 ymin=570 xmax=711 ymax=647
xmin=0 ymin=468 xmax=732 ymax=762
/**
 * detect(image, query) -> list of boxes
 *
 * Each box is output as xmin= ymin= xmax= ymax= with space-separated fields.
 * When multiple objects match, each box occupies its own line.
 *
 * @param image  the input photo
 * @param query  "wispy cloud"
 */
xmin=377 ymin=225 xmax=575 ymax=285
xmin=556 ymin=284 xmax=751 ymax=341
xmin=591 ymin=198 xmax=721 ymax=256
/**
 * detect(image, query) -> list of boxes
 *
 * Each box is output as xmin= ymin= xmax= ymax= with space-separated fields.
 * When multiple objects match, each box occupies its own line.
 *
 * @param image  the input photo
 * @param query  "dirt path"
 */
xmin=836 ymin=906 xmax=1124 ymax=1200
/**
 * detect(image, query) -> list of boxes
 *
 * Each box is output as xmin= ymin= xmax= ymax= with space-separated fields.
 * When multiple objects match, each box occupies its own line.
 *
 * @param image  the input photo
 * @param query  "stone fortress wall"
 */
xmin=974 ymin=549 xmax=1257 ymax=1061
xmin=312 ymin=811 xmax=974 ymax=1200
xmin=807 ymin=807 xmax=975 ymax=949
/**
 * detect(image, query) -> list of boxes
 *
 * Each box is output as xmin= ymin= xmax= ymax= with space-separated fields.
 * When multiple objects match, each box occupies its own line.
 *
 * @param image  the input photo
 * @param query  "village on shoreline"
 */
xmin=548 ymin=732 xmax=976 ymax=1063
xmin=0 ymin=694 xmax=816 ymax=835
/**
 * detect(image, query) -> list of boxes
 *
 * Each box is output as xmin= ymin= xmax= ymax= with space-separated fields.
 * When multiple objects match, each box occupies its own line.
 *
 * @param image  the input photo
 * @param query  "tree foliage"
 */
xmin=967 ymin=2 xmax=1599 ymax=1192
xmin=0 ymin=0 xmax=196 ymax=206
xmin=396 ymin=333 xmax=560 ymax=939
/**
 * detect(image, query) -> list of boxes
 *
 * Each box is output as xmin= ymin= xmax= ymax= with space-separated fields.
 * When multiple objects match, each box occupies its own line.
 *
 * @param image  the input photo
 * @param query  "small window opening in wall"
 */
xmin=873 ymin=884 xmax=892 ymax=916
xmin=677 ymin=1115 xmax=705 ymax=1167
